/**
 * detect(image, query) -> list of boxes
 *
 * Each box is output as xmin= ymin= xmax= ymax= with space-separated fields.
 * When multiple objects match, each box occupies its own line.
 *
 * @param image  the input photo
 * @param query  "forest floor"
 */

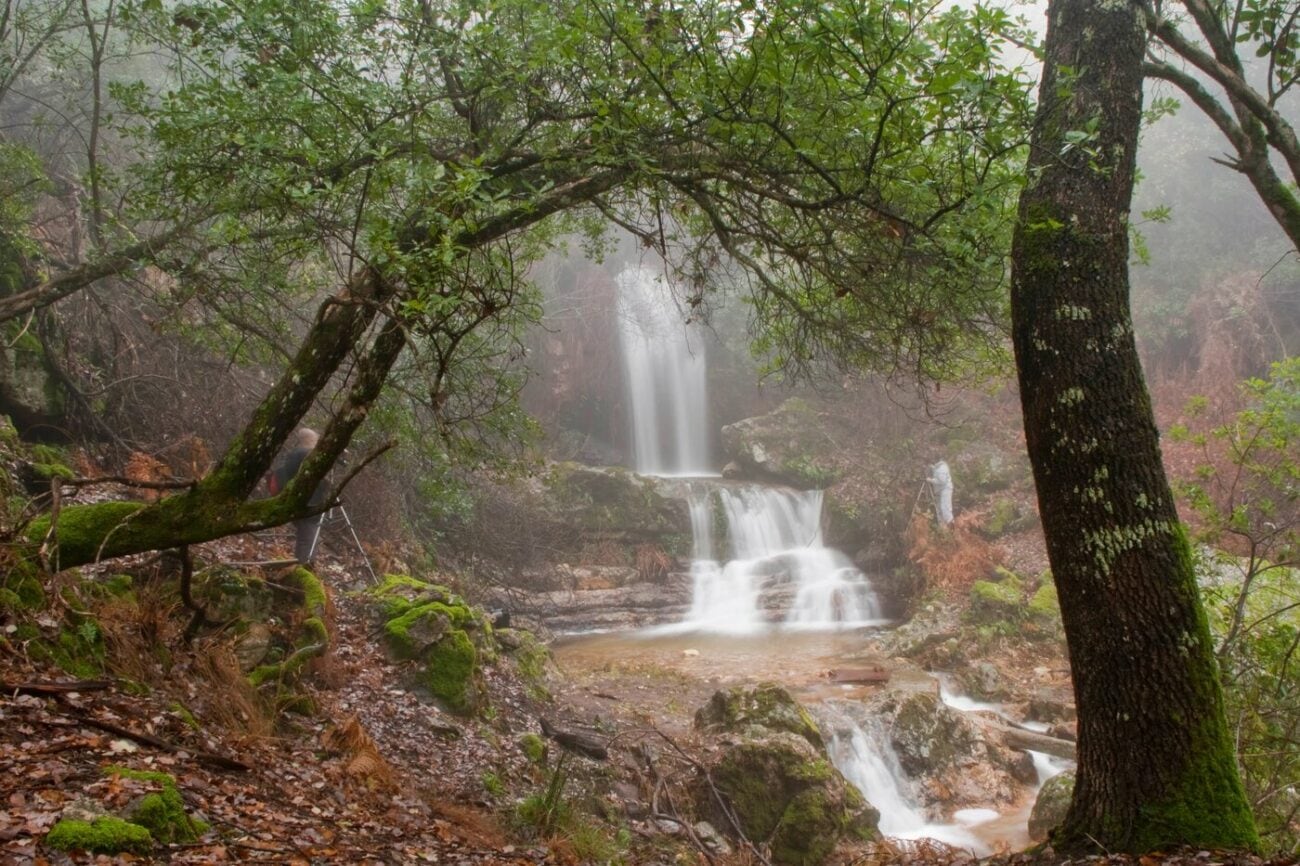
xmin=0 ymin=519 xmax=1295 ymax=865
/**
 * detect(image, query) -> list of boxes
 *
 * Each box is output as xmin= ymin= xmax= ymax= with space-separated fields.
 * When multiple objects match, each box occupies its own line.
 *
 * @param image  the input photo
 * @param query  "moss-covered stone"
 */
xmin=500 ymin=628 xmax=551 ymax=701
xmin=967 ymin=574 xmax=1024 ymax=624
xmin=889 ymin=691 xmax=982 ymax=775
xmin=704 ymin=732 xmax=875 ymax=866
xmin=0 ymin=558 xmax=44 ymax=611
xmin=106 ymin=766 xmax=207 ymax=844
xmin=45 ymin=817 xmax=153 ymax=855
xmin=694 ymin=683 xmax=824 ymax=750
xmin=1030 ymin=770 xmax=1073 ymax=842
xmin=544 ymin=463 xmax=690 ymax=548
xmin=720 ymin=398 xmax=841 ymax=489
xmin=1027 ymin=581 xmax=1061 ymax=630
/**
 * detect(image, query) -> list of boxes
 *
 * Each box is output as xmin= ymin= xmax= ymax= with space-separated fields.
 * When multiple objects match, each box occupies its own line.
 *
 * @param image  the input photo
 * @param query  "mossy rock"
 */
xmin=1027 ymin=581 xmax=1061 ymax=635
xmin=543 ymin=463 xmax=690 ymax=545
xmin=1 ymin=558 xmax=45 ymax=612
xmin=967 ymin=574 xmax=1024 ymax=624
xmin=499 ymin=627 xmax=551 ymax=701
xmin=197 ymin=567 xmax=274 ymax=623
xmin=889 ymin=691 xmax=983 ymax=776
xmin=246 ymin=567 xmax=330 ymax=690
xmin=1029 ymin=770 xmax=1074 ymax=842
xmin=702 ymin=731 xmax=877 ymax=866
xmin=107 ymin=767 xmax=207 ymax=844
xmin=695 ymin=683 xmax=825 ymax=750
xmin=45 ymin=816 xmax=153 ymax=855
xmin=375 ymin=575 xmax=491 ymax=715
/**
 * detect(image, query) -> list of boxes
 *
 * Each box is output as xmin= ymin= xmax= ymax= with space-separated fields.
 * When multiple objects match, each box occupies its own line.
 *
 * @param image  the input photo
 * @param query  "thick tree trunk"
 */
xmin=1010 ymin=0 xmax=1257 ymax=853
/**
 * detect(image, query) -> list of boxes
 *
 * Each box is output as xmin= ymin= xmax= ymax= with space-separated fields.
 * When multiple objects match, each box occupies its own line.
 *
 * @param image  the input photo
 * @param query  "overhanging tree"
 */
xmin=25 ymin=0 xmax=1032 ymax=569
xmin=1011 ymin=0 xmax=1257 ymax=851
xmin=1141 ymin=0 xmax=1300 ymax=250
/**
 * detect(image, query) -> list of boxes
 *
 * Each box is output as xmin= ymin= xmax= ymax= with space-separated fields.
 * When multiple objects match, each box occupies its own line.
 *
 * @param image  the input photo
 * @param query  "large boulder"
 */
xmin=720 ymin=398 xmax=841 ymax=489
xmin=863 ymin=690 xmax=1022 ymax=812
xmin=693 ymin=685 xmax=877 ymax=866
xmin=1028 ymin=771 xmax=1074 ymax=842
xmin=543 ymin=463 xmax=691 ymax=550
xmin=695 ymin=682 xmax=825 ymax=750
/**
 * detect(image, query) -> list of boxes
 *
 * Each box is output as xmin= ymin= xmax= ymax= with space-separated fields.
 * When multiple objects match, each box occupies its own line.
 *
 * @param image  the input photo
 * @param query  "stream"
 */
xmin=556 ymin=263 xmax=1074 ymax=855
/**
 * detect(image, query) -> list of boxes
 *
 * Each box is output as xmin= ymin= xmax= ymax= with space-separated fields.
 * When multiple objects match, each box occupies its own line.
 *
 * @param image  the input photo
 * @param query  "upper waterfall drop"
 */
xmin=615 ymin=265 xmax=714 ymax=477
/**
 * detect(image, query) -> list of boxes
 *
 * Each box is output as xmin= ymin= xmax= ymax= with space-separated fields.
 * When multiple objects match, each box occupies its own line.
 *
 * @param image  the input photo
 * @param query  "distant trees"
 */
xmin=1011 ymin=0 xmax=1257 ymax=851
xmin=10 ymin=0 xmax=1032 ymax=568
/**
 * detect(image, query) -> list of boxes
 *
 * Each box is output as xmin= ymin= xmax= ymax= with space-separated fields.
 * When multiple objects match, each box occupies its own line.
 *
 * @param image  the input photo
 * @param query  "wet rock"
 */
xmin=1027 ymin=694 xmax=1076 ymax=724
xmin=721 ymin=460 xmax=744 ymax=479
xmin=694 ymin=685 xmax=878 ymax=866
xmin=517 ymin=575 xmax=693 ymax=632
xmin=720 ymin=398 xmax=841 ymax=489
xmin=695 ymin=683 xmax=824 ymax=749
xmin=1028 ymin=770 xmax=1074 ymax=841
xmin=693 ymin=821 xmax=731 ymax=855
xmin=959 ymin=660 xmax=1009 ymax=701
xmin=543 ymin=463 xmax=691 ymax=548
xmin=890 ymin=692 xmax=983 ymax=776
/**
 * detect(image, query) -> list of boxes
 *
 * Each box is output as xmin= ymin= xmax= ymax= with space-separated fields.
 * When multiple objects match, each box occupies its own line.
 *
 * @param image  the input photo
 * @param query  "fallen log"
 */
xmin=4 ymin=679 xmax=114 ymax=696
xmin=987 ymin=719 xmax=1076 ymax=761
xmin=540 ymin=717 xmax=608 ymax=761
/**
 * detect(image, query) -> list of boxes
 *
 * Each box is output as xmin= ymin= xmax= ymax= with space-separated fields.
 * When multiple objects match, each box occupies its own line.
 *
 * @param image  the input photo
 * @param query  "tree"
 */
xmin=1011 ymin=0 xmax=1258 ymax=852
xmin=1141 ymin=0 xmax=1300 ymax=250
xmin=1172 ymin=361 xmax=1300 ymax=852
xmin=23 ymin=0 xmax=1032 ymax=569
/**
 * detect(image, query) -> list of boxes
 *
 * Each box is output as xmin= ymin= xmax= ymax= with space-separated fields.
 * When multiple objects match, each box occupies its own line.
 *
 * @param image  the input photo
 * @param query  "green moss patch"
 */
xmin=106 ymin=766 xmax=208 ymax=844
xmin=374 ymin=575 xmax=492 ymax=715
xmin=45 ymin=816 xmax=153 ymax=855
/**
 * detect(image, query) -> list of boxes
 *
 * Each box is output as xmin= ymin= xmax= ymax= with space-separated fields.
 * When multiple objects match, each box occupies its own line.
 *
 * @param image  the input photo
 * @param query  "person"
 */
xmin=268 ymin=427 xmax=328 ymax=563
xmin=927 ymin=460 xmax=954 ymax=526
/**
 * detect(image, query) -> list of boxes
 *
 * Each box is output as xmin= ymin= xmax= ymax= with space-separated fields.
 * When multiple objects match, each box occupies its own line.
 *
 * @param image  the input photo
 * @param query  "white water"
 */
xmin=616 ymin=266 xmax=713 ymax=476
xmin=676 ymin=485 xmax=885 ymax=632
xmin=828 ymin=719 xmax=994 ymax=854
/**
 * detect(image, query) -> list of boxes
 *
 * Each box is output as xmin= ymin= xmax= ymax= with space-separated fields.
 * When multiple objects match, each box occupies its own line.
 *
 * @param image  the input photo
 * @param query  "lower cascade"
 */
xmin=675 ymin=482 xmax=884 ymax=631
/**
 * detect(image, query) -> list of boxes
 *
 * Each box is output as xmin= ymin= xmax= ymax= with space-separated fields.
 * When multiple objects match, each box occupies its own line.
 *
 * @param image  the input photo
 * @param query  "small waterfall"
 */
xmin=678 ymin=484 xmax=883 ymax=632
xmin=825 ymin=715 xmax=994 ymax=854
xmin=616 ymin=266 xmax=713 ymax=476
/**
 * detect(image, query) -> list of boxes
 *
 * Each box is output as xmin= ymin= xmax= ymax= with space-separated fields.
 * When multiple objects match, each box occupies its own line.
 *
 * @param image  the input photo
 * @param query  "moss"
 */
xmin=370 ymin=574 xmax=462 ymax=619
xmin=519 ymin=732 xmax=547 ymax=765
xmin=424 ymin=628 xmax=477 ymax=713
xmin=384 ymin=601 xmax=472 ymax=658
xmin=105 ymin=766 xmax=207 ymax=844
xmin=1028 ymin=583 xmax=1060 ymax=619
xmin=772 ymin=788 xmax=838 ymax=866
xmin=694 ymin=683 xmax=824 ymax=750
xmin=968 ymin=576 xmax=1024 ymax=624
xmin=27 ymin=501 xmax=146 ymax=565
xmin=45 ymin=816 xmax=153 ymax=855
xmin=1 ymin=558 xmax=45 ymax=611
xmin=170 ymin=702 xmax=201 ymax=731
xmin=290 ymin=566 xmax=327 ymax=618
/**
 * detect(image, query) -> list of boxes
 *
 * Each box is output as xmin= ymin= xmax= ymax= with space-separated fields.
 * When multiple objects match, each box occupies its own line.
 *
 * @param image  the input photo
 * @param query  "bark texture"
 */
xmin=1010 ymin=0 xmax=1256 ymax=853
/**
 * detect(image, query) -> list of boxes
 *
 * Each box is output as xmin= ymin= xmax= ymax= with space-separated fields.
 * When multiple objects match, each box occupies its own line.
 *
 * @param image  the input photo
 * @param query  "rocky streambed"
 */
xmin=552 ymin=620 xmax=1076 ymax=856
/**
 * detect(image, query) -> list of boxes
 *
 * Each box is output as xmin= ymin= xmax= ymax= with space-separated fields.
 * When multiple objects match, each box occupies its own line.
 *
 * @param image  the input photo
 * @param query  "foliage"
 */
xmin=1174 ymin=359 xmax=1300 ymax=853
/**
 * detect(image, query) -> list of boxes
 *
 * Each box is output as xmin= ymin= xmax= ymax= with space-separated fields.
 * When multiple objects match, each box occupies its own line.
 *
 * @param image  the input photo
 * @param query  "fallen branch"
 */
xmin=4 ymin=679 xmax=114 ymax=696
xmin=539 ymin=717 xmax=609 ymax=760
xmin=59 ymin=711 xmax=252 ymax=771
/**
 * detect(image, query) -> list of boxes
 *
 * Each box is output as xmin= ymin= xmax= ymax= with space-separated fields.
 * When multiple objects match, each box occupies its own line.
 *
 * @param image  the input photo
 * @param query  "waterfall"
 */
xmin=615 ymin=265 xmax=880 ymax=630
xmin=826 ymin=717 xmax=995 ymax=854
xmin=677 ymin=484 xmax=884 ymax=632
xmin=616 ymin=265 xmax=713 ymax=476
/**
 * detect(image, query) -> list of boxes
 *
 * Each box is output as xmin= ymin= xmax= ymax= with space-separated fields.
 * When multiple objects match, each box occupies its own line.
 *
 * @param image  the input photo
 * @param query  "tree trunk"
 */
xmin=1010 ymin=0 xmax=1256 ymax=853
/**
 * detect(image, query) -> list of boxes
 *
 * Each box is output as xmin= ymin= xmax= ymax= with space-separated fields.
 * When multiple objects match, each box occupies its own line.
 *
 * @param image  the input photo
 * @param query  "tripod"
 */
xmin=304 ymin=504 xmax=379 ymax=584
xmin=913 ymin=477 xmax=936 ymax=517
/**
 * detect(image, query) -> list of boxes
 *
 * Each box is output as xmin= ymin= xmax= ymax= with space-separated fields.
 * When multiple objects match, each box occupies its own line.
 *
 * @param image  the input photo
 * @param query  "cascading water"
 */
xmin=616 ymin=263 xmax=882 ymax=630
xmin=680 ymin=485 xmax=884 ymax=631
xmin=616 ymin=266 xmax=713 ymax=476
xmin=825 ymin=714 xmax=998 ymax=854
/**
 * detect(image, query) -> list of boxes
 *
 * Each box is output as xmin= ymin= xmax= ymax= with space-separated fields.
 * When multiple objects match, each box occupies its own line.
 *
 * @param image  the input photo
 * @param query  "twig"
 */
xmin=64 ymin=474 xmax=199 ymax=491
xmin=324 ymin=439 xmax=397 ymax=505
